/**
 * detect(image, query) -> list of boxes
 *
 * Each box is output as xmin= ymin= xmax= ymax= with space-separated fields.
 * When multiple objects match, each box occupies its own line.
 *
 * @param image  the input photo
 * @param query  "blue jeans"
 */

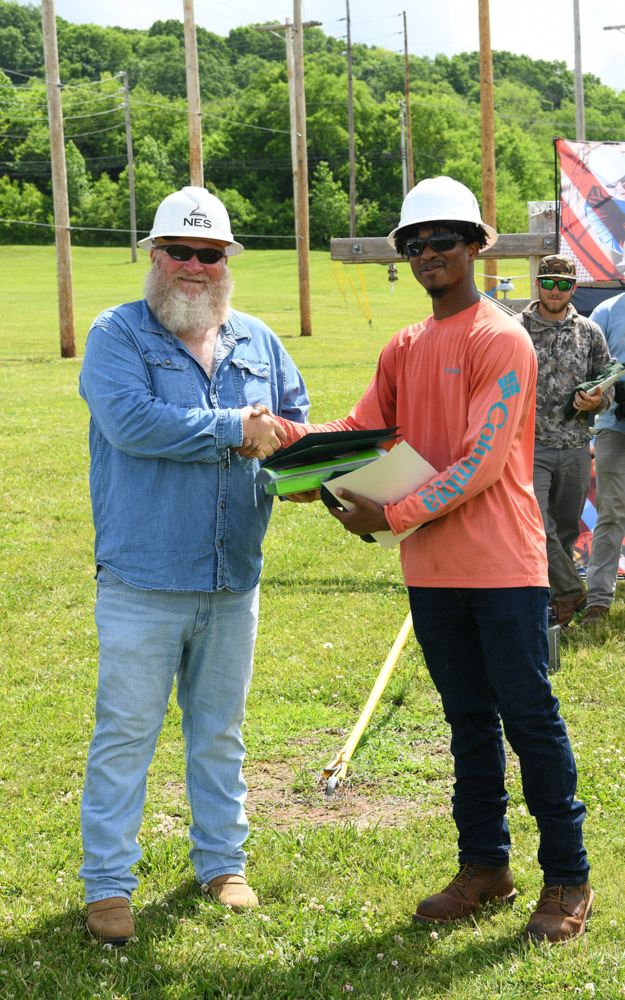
xmin=80 ymin=567 xmax=259 ymax=903
xmin=407 ymin=586 xmax=589 ymax=885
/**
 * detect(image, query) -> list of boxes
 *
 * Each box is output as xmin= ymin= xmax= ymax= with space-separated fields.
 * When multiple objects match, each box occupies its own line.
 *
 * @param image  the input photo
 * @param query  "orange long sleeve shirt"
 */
xmin=277 ymin=298 xmax=548 ymax=589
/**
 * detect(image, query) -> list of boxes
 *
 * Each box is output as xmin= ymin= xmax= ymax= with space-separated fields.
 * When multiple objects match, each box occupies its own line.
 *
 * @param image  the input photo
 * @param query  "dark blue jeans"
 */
xmin=407 ymin=586 xmax=589 ymax=885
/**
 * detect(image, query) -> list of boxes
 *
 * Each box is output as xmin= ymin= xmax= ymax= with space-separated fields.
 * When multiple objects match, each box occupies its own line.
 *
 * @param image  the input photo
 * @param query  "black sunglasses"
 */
xmin=404 ymin=232 xmax=466 ymax=257
xmin=155 ymin=244 xmax=226 ymax=264
xmin=538 ymin=277 xmax=575 ymax=291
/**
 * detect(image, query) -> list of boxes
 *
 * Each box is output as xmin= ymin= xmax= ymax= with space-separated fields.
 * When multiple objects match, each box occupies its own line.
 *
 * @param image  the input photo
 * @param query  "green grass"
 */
xmin=1 ymin=246 xmax=624 ymax=999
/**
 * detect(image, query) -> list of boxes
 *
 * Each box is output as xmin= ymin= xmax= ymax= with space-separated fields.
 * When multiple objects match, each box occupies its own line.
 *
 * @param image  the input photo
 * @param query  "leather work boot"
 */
xmin=203 ymin=874 xmax=258 ymax=910
xmin=555 ymin=593 xmax=587 ymax=627
xmin=413 ymin=863 xmax=517 ymax=924
xmin=86 ymin=897 xmax=135 ymax=945
xmin=524 ymin=881 xmax=593 ymax=944
xmin=580 ymin=605 xmax=610 ymax=626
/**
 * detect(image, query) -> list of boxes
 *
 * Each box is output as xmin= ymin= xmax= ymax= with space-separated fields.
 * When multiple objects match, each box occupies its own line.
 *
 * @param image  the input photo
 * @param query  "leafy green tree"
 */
xmin=65 ymin=140 xmax=90 ymax=214
xmin=309 ymin=161 xmax=350 ymax=246
xmin=0 ymin=173 xmax=47 ymax=243
xmin=73 ymin=172 xmax=121 ymax=246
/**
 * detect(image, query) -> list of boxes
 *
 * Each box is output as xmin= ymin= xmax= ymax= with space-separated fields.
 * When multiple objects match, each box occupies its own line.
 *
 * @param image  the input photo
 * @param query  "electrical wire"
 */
xmin=128 ymin=97 xmax=293 ymax=135
xmin=0 ymin=217 xmax=297 ymax=239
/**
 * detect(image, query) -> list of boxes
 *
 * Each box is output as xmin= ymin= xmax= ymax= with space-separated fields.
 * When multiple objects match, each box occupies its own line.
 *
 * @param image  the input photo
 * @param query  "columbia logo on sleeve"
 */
xmin=418 ymin=371 xmax=521 ymax=513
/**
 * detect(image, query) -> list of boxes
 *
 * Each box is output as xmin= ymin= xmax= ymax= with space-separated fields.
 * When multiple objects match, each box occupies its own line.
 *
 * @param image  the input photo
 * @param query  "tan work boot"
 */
xmin=524 ymin=881 xmax=593 ymax=943
xmin=203 ymin=874 xmax=258 ymax=910
xmin=580 ymin=605 xmax=609 ymax=626
xmin=86 ymin=897 xmax=135 ymax=945
xmin=555 ymin=592 xmax=587 ymax=627
xmin=413 ymin=863 xmax=517 ymax=924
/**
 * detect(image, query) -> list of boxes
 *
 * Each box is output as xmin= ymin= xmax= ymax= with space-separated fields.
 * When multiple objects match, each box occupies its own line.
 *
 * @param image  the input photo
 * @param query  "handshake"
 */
xmin=234 ymin=404 xmax=287 ymax=461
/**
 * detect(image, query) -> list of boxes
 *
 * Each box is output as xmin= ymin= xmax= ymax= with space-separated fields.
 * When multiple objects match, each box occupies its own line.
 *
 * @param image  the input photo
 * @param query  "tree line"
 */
xmin=1 ymin=0 xmax=624 ymax=247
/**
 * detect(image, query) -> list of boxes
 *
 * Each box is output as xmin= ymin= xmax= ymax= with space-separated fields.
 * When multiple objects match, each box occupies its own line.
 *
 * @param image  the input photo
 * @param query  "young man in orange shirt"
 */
xmin=273 ymin=177 xmax=591 ymax=943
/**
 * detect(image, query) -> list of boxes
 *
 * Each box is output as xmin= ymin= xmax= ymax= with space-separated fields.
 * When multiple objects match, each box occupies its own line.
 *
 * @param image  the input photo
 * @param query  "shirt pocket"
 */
xmin=230 ymin=357 xmax=273 ymax=407
xmin=144 ymin=350 xmax=198 ymax=406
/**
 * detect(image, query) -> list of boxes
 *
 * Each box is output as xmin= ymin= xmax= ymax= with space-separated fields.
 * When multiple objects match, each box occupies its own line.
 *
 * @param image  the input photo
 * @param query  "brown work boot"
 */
xmin=202 ymin=874 xmax=258 ymax=910
xmin=413 ymin=863 xmax=517 ymax=924
xmin=524 ymin=881 xmax=593 ymax=944
xmin=86 ymin=897 xmax=135 ymax=945
xmin=555 ymin=592 xmax=587 ymax=626
xmin=580 ymin=605 xmax=610 ymax=626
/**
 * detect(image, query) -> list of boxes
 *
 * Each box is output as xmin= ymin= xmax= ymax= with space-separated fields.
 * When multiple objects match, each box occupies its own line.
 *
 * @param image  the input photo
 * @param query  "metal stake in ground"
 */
xmin=322 ymin=612 xmax=413 ymax=796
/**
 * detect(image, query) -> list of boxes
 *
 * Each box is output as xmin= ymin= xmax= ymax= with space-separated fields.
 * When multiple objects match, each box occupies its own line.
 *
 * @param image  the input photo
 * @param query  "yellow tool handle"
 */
xmin=339 ymin=612 xmax=413 ymax=763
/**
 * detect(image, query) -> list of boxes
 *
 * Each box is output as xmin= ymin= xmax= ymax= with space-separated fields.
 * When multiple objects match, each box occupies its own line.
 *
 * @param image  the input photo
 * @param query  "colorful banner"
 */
xmin=555 ymin=138 xmax=625 ymax=282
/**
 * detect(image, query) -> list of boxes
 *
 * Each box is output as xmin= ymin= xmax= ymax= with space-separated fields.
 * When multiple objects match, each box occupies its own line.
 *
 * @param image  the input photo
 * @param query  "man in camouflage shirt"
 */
xmin=519 ymin=255 xmax=613 ymax=626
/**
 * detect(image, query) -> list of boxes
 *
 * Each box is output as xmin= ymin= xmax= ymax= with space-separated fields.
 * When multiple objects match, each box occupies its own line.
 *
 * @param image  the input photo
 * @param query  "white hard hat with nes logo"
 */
xmin=137 ymin=186 xmax=244 ymax=255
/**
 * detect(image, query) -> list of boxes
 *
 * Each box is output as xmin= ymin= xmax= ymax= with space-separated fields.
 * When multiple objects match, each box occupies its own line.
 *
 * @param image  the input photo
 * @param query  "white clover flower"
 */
xmin=430 ymin=931 xmax=439 ymax=941
xmin=33 ymin=962 xmax=41 ymax=969
xmin=323 ymin=642 xmax=334 ymax=650
xmin=344 ymin=986 xmax=353 ymax=993
xmin=119 ymin=956 xmax=128 ymax=964
xmin=311 ymin=956 xmax=319 ymax=964
xmin=219 ymin=943 xmax=227 ymax=950
xmin=377 ymin=953 xmax=384 ymax=960
xmin=585 ymin=986 xmax=596 ymax=995
xmin=392 ymin=960 xmax=399 ymax=967
xmin=102 ymin=943 xmax=112 ymax=951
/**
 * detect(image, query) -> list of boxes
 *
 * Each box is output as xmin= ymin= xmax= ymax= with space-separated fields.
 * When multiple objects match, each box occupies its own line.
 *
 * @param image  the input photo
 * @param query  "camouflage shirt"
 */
xmin=518 ymin=301 xmax=614 ymax=449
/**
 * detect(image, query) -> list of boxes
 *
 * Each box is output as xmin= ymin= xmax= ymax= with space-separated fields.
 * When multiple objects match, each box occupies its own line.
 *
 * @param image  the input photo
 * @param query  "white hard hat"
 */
xmin=387 ymin=176 xmax=498 ymax=252
xmin=137 ymin=186 xmax=244 ymax=255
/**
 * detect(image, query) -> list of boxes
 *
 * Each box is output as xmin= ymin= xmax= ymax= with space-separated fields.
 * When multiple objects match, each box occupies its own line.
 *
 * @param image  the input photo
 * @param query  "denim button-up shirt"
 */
xmin=79 ymin=300 xmax=309 ymax=592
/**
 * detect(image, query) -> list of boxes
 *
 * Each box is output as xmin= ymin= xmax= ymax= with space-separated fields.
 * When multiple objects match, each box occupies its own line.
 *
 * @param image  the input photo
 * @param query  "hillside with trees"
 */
xmin=1 ymin=0 xmax=624 ymax=246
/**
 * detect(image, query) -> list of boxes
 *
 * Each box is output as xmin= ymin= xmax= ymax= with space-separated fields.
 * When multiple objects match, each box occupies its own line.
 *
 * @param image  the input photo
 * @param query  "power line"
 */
xmin=0 ymin=91 xmax=123 ymax=112
xmin=128 ymin=97 xmax=293 ymax=135
xmin=0 ymin=217 xmax=297 ymax=239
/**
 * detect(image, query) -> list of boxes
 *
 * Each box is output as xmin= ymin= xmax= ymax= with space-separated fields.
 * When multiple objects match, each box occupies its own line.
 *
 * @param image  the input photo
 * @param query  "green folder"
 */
xmin=256 ymin=447 xmax=385 ymax=496
xmin=256 ymin=427 xmax=401 ymax=497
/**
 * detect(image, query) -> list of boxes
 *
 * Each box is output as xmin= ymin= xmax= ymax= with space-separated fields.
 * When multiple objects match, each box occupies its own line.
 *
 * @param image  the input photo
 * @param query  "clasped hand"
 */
xmin=573 ymin=386 xmax=602 ymax=412
xmin=233 ymin=404 xmax=286 ymax=461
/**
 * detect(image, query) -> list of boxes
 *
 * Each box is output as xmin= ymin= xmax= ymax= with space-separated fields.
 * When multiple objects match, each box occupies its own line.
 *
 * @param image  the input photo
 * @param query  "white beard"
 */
xmin=144 ymin=256 xmax=234 ymax=336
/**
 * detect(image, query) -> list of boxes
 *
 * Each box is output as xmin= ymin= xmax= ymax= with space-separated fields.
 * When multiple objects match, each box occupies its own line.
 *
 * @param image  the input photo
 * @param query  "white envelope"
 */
xmin=323 ymin=440 xmax=438 ymax=549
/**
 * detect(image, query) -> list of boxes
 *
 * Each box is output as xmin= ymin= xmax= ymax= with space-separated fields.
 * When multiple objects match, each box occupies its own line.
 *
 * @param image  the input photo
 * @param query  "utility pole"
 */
xmin=346 ymin=0 xmax=356 ymax=238
xmin=478 ymin=0 xmax=498 ymax=298
xmin=403 ymin=11 xmax=414 ymax=189
xmin=41 ymin=0 xmax=76 ymax=358
xmin=293 ymin=0 xmax=312 ymax=335
xmin=257 ymin=6 xmax=319 ymax=336
xmin=183 ymin=0 xmax=204 ymax=186
xmin=573 ymin=0 xmax=586 ymax=140
xmin=121 ymin=71 xmax=137 ymax=262
xmin=399 ymin=100 xmax=408 ymax=198
xmin=285 ymin=19 xmax=299 ymax=213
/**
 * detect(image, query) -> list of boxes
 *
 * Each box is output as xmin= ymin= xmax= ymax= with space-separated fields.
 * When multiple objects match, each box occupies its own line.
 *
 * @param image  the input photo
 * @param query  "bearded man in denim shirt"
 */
xmin=78 ymin=188 xmax=309 ymax=944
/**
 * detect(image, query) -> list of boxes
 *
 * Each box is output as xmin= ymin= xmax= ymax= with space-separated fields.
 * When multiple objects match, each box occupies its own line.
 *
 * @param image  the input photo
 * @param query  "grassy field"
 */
xmin=1 ymin=246 xmax=624 ymax=1000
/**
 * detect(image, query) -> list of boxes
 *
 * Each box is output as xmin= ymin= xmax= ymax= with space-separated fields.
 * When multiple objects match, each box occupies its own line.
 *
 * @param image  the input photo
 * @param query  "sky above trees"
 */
xmin=10 ymin=0 xmax=625 ymax=93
